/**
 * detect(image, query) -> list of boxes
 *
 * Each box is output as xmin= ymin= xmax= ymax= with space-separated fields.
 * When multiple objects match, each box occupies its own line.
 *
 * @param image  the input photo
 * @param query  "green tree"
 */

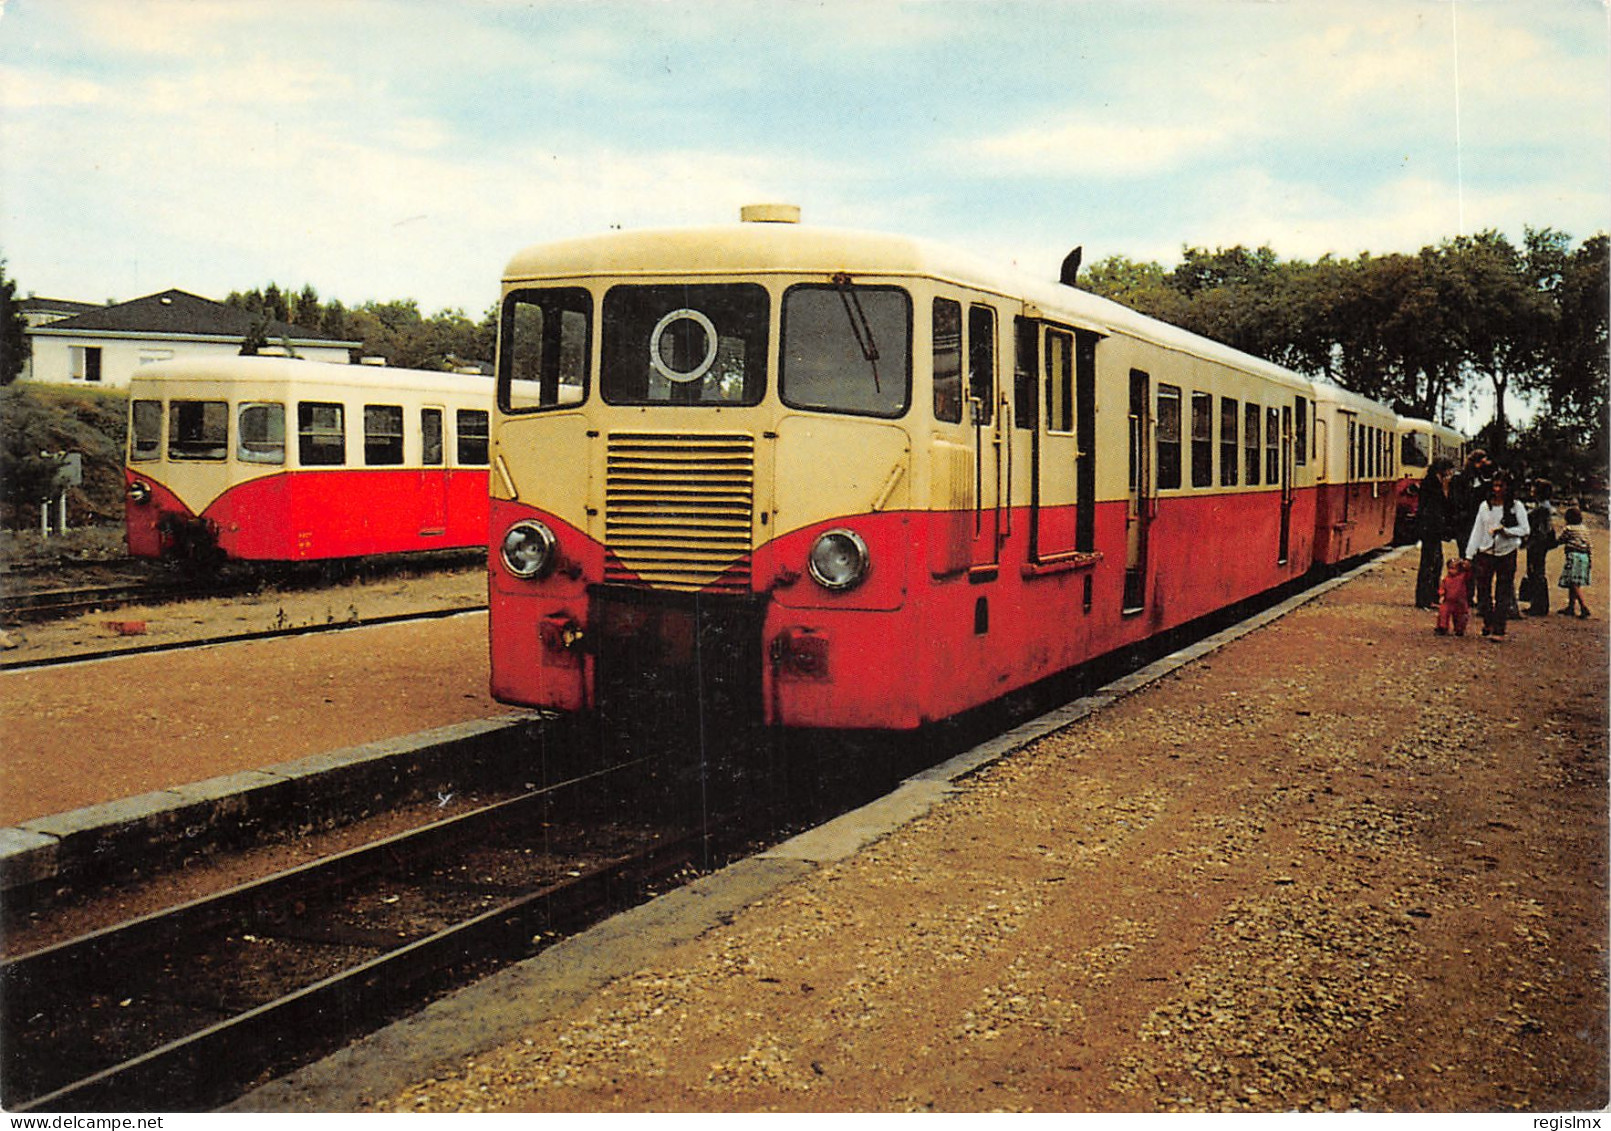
xmin=290 ymin=283 xmax=322 ymax=330
xmin=1 ymin=256 xmax=27 ymax=386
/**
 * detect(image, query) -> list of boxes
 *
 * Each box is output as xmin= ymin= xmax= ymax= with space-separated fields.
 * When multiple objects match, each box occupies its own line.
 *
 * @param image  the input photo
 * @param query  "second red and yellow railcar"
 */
xmin=125 ymin=356 xmax=491 ymax=563
xmin=487 ymin=207 xmax=1403 ymax=731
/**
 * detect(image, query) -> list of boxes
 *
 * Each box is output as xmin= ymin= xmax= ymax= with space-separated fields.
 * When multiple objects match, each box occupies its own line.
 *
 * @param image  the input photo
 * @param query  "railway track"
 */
xmin=0 ymin=578 xmax=254 ymax=624
xmin=0 ymin=754 xmax=753 ymax=1112
xmin=0 ymin=602 xmax=491 ymax=672
xmin=0 ymin=550 xmax=486 ymax=628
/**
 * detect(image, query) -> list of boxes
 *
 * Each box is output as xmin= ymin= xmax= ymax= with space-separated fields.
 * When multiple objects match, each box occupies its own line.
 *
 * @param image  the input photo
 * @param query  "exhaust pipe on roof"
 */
xmin=740 ymin=203 xmax=801 ymax=224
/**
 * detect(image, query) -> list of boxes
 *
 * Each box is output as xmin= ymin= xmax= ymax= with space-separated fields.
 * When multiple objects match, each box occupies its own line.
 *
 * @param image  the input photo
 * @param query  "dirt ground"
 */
xmin=365 ymin=544 xmax=1608 ymax=1114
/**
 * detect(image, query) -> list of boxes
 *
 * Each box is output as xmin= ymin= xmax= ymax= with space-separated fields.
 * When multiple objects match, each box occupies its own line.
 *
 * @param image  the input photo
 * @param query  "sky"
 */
xmin=1 ymin=0 xmax=1607 ymax=325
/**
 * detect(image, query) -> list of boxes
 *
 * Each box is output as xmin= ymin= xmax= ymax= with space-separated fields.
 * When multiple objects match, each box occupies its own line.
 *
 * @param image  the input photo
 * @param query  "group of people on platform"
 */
xmin=1414 ymin=448 xmax=1595 ymax=639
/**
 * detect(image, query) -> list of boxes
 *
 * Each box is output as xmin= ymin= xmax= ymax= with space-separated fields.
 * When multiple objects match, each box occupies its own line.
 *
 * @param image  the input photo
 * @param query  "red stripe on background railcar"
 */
xmin=487 ymin=207 xmax=1406 ymax=731
xmin=124 ymin=356 xmax=490 ymax=563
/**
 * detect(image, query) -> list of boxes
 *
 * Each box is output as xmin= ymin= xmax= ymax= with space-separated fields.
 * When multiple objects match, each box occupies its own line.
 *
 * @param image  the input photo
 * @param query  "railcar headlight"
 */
xmin=501 ymin=520 xmax=557 ymax=579
xmin=127 ymin=481 xmax=151 ymax=505
xmin=807 ymin=529 xmax=870 ymax=591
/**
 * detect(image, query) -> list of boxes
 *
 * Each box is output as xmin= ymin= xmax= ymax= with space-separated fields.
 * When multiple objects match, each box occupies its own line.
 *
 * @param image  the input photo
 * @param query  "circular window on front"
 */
xmin=649 ymin=308 xmax=718 ymax=384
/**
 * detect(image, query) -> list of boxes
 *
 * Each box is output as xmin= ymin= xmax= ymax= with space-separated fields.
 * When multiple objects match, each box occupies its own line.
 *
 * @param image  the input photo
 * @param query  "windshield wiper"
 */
xmin=832 ymin=272 xmax=882 ymax=394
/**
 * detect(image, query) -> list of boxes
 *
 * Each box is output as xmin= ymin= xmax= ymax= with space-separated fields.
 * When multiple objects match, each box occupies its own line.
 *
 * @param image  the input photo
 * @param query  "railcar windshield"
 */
xmin=168 ymin=400 xmax=228 ymax=461
xmin=130 ymin=400 xmax=161 ymax=461
xmin=781 ymin=283 xmax=911 ymax=417
xmin=500 ymin=287 xmax=591 ymax=413
xmin=238 ymin=403 xmax=286 ymax=465
xmin=600 ymin=283 xmax=768 ymax=406
xmin=1402 ymin=430 xmax=1430 ymax=468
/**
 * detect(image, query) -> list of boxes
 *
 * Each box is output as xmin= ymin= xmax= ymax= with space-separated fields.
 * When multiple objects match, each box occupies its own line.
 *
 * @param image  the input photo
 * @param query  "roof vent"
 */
xmin=740 ymin=203 xmax=801 ymax=224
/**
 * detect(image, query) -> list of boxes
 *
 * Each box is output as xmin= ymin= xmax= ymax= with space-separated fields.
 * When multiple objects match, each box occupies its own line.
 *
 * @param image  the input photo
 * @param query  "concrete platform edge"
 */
xmin=229 ymin=549 xmax=1405 ymax=1113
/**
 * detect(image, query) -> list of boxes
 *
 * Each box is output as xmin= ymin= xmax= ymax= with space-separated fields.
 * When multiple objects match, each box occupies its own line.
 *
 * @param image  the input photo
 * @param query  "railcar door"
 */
xmin=968 ymin=304 xmax=1003 ymax=570
xmin=1279 ymin=404 xmax=1294 ymax=564
xmin=1015 ymin=315 xmax=1096 ymax=571
xmin=1123 ymin=368 xmax=1152 ymax=612
xmin=1341 ymin=411 xmax=1357 ymax=525
xmin=418 ymin=406 xmax=448 ymax=535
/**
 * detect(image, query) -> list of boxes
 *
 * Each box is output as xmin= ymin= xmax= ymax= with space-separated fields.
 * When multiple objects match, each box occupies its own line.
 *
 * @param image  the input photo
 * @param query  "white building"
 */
xmin=22 ymin=289 xmax=360 ymax=389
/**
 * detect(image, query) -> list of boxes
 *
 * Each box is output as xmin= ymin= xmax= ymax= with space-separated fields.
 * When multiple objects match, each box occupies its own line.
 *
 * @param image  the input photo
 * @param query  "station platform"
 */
xmin=216 ymin=544 xmax=1607 ymax=1114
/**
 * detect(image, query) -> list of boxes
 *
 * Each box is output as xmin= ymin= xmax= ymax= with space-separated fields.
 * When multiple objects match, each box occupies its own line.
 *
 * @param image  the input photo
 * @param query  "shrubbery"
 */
xmin=0 ymin=383 xmax=127 ymax=528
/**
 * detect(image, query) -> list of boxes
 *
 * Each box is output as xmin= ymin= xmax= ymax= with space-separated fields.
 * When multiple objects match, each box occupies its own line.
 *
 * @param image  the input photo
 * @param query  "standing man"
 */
xmin=1415 ymin=460 xmax=1455 ymax=609
xmin=1522 ymin=479 xmax=1558 ymax=616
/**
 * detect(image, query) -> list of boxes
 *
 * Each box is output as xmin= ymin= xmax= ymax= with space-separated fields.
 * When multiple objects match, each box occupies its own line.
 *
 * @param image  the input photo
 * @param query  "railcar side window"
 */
xmin=1191 ymin=392 xmax=1212 ymax=488
xmin=1045 ymin=330 xmax=1073 ymax=434
xmin=1155 ymin=384 xmax=1182 ymax=491
xmin=298 ymin=402 xmax=346 ymax=466
xmin=238 ymin=403 xmax=285 ymax=465
xmin=1219 ymin=397 xmax=1239 ymax=486
xmin=500 ymin=287 xmax=591 ymax=413
xmin=364 ymin=404 xmax=405 ymax=466
xmin=932 ymin=298 xmax=963 ymax=423
xmin=168 ymin=400 xmax=227 ymax=461
xmin=969 ymin=305 xmax=996 ymax=424
xmin=1266 ymin=407 xmax=1280 ymax=483
xmin=131 ymin=400 xmax=162 ymax=461
xmin=421 ymin=408 xmax=444 ymax=466
xmin=457 ymin=409 xmax=490 ymax=465
xmin=781 ymin=283 xmax=910 ymax=417
xmin=1014 ymin=318 xmax=1039 ymax=431
xmin=601 ymin=283 xmax=767 ymax=407
xmin=1295 ymin=395 xmax=1309 ymax=466
xmin=1245 ymin=403 xmax=1261 ymax=485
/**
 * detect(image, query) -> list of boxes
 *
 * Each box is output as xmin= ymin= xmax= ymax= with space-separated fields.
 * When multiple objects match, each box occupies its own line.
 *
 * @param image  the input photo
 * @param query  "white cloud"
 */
xmin=971 ymin=119 xmax=1229 ymax=178
xmin=55 ymin=0 xmax=305 ymax=57
xmin=0 ymin=63 xmax=101 ymax=109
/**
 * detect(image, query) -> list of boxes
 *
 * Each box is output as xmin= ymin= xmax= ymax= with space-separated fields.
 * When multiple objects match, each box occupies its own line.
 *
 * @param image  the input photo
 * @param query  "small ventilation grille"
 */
xmin=604 ymin=433 xmax=755 ymax=592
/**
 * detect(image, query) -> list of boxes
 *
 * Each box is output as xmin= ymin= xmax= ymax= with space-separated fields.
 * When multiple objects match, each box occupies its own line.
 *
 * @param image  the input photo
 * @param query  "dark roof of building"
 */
xmin=29 ymin=289 xmax=356 ymax=344
xmin=18 ymin=297 xmax=103 ymax=317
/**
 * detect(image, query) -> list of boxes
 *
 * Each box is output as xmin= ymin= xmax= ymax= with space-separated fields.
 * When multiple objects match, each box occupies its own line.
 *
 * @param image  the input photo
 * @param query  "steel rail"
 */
xmin=0 ymin=603 xmax=490 ymax=672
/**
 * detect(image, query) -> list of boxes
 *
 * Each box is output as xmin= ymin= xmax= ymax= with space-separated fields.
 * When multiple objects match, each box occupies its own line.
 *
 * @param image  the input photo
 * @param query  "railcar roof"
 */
xmin=128 ymin=356 xmax=492 ymax=396
xmin=1311 ymin=377 xmax=1399 ymax=419
xmin=1399 ymin=414 xmax=1466 ymax=440
xmin=503 ymin=219 xmax=1313 ymax=392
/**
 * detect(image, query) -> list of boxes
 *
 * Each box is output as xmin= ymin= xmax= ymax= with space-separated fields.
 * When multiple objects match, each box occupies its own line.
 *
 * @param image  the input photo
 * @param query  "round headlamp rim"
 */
xmin=500 ymin=519 xmax=557 ymax=579
xmin=807 ymin=527 xmax=870 ymax=591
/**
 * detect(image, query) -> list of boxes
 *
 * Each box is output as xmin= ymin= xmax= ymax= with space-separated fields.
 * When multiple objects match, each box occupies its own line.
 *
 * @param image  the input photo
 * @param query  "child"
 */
xmin=1437 ymin=557 xmax=1473 ymax=636
xmin=1558 ymin=507 xmax=1593 ymax=618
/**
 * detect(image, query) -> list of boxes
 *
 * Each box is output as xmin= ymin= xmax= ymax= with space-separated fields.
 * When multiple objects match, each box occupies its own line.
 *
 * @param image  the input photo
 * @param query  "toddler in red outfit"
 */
xmin=1436 ymin=558 xmax=1473 ymax=636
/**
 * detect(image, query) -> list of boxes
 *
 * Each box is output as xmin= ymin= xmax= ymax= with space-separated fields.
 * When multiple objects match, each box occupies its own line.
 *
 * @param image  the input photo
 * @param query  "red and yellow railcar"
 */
xmin=1309 ymin=383 xmax=1403 ymax=564
xmin=1392 ymin=415 xmax=1469 ymax=541
xmin=487 ymin=207 xmax=1399 ymax=731
xmin=125 ymin=356 xmax=491 ymax=562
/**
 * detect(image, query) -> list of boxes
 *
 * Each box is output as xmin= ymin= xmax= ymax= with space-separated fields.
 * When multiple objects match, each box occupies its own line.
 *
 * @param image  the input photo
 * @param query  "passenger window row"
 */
xmin=1348 ymin=422 xmax=1394 ymax=482
xmin=131 ymin=399 xmax=490 ymax=468
xmin=1154 ymin=387 xmax=1314 ymax=491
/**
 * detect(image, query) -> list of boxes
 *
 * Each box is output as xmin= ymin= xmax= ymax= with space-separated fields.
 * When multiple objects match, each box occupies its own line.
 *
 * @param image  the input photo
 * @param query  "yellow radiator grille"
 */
xmin=604 ymin=433 xmax=755 ymax=591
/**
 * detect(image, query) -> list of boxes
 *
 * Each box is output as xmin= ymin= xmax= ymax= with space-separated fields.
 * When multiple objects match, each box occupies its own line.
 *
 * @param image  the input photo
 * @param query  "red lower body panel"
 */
xmin=1312 ymin=482 xmax=1396 ymax=564
xmin=125 ymin=468 xmax=488 ymax=561
xmin=490 ymin=486 xmax=1321 ymax=730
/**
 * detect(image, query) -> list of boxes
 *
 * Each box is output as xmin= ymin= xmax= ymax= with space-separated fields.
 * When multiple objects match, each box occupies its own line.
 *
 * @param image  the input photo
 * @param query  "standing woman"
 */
xmin=1415 ymin=460 xmax=1454 ymax=609
xmin=1466 ymin=474 xmax=1530 ymax=639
